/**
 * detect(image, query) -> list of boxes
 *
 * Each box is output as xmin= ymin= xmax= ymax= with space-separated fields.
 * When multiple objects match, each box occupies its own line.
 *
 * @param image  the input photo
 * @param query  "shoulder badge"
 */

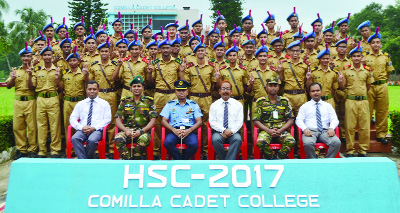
xmin=174 ymin=58 xmax=183 ymax=64
xmin=363 ymin=65 xmax=372 ymax=71
xmin=219 ymin=65 xmax=227 ymax=70
xmin=111 ymin=60 xmax=118 ymax=66
xmin=167 ymin=100 xmax=176 ymax=103
xmin=300 ymin=50 xmax=305 ymax=53
xmin=187 ymin=62 xmax=194 ymax=68
xmin=312 ymin=67 xmax=318 ymax=71
xmin=285 ymin=55 xmax=291 ymax=59
xmin=268 ymin=55 xmax=273 ymax=58
xmin=143 ymin=96 xmax=154 ymax=100
xmin=91 ymin=61 xmax=98 ymax=66
xmin=152 ymin=58 xmax=160 ymax=65
xmin=269 ymin=66 xmax=277 ymax=71
xmin=209 ymin=58 xmax=215 ymax=62
xmin=208 ymin=61 xmax=215 ymax=67
xmin=303 ymin=60 xmax=310 ymax=66
xmin=34 ymin=66 xmax=41 ymax=71
xmin=141 ymin=57 xmax=149 ymax=63
xmin=256 ymin=97 xmax=266 ymax=103
xmin=384 ymin=52 xmax=390 ymax=57
xmin=239 ymin=65 xmax=247 ymax=70
xmin=225 ymin=59 xmax=229 ymax=63
xmin=189 ymin=100 xmax=197 ymax=104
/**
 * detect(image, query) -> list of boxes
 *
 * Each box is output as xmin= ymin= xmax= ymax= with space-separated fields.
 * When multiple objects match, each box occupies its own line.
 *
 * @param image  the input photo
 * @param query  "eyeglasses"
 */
xmin=290 ymin=50 xmax=301 ymax=53
xmin=221 ymin=87 xmax=231 ymax=91
xmin=337 ymin=46 xmax=347 ymax=49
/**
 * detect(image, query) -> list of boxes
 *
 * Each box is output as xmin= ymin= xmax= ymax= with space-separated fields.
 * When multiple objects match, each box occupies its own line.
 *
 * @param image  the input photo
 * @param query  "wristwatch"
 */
xmin=139 ymin=129 xmax=145 ymax=135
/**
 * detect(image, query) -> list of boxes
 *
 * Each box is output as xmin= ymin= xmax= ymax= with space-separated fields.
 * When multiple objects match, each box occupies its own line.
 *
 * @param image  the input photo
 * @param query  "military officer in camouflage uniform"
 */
xmin=253 ymin=77 xmax=295 ymax=159
xmin=115 ymin=76 xmax=158 ymax=160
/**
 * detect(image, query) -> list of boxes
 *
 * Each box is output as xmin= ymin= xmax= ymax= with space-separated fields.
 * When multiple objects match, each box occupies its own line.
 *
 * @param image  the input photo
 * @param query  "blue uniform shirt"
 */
xmin=160 ymin=99 xmax=203 ymax=128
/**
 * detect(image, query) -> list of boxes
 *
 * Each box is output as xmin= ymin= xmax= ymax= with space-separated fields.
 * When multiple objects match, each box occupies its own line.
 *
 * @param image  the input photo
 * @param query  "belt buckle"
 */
xmin=355 ymin=96 xmax=360 ymax=100
xmin=293 ymin=90 xmax=297 ymax=95
xmin=44 ymin=93 xmax=50 ymax=98
xmin=103 ymin=89 xmax=107 ymax=94
xmin=21 ymin=97 xmax=27 ymax=101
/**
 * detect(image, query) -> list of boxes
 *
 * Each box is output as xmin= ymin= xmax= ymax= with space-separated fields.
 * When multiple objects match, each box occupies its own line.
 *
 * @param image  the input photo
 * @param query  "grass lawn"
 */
xmin=389 ymin=86 xmax=400 ymax=112
xmin=0 ymin=87 xmax=14 ymax=116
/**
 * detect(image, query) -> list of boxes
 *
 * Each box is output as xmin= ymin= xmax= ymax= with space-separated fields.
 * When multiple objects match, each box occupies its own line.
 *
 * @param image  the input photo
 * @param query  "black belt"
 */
xmin=321 ymin=94 xmax=333 ymax=100
xmin=99 ymin=88 xmax=116 ymax=93
xmin=284 ymin=89 xmax=305 ymax=94
xmin=64 ymin=96 xmax=85 ymax=102
xmin=190 ymin=92 xmax=211 ymax=97
xmin=372 ymin=80 xmax=387 ymax=85
xmin=156 ymin=89 xmax=175 ymax=94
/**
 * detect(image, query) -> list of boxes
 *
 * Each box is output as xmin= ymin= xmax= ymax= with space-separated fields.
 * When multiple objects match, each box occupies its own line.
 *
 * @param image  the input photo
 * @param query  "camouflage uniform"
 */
xmin=114 ymin=95 xmax=158 ymax=159
xmin=253 ymin=96 xmax=295 ymax=159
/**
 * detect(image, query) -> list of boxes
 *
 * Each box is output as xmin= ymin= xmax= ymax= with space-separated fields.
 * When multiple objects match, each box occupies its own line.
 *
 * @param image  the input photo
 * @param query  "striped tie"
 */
xmin=87 ymin=99 xmax=94 ymax=126
xmin=316 ymin=102 xmax=323 ymax=132
xmin=223 ymin=102 xmax=229 ymax=129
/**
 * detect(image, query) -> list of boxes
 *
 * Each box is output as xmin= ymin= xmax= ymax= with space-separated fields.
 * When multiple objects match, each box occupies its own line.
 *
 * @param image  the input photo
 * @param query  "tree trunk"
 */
xmin=5 ymin=53 xmax=11 ymax=71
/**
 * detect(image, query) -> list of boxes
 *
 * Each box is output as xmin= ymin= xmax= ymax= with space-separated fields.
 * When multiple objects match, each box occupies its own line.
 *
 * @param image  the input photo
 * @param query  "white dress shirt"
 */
xmin=209 ymin=98 xmax=243 ymax=133
xmin=296 ymin=99 xmax=339 ymax=131
xmin=70 ymin=96 xmax=111 ymax=131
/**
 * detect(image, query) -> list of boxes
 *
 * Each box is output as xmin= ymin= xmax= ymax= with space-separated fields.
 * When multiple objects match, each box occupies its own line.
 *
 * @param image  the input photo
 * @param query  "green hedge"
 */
xmin=389 ymin=110 xmax=400 ymax=155
xmin=0 ymin=115 xmax=14 ymax=152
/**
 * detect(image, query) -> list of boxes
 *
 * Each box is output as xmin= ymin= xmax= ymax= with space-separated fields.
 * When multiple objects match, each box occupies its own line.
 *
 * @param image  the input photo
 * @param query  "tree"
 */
xmin=209 ymin=0 xmax=244 ymax=30
xmin=0 ymin=0 xmax=9 ymax=20
xmin=68 ymin=0 xmax=108 ymax=39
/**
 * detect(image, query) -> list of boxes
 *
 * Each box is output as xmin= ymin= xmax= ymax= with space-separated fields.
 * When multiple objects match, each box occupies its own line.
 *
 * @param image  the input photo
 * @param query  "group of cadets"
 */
xmin=7 ymin=6 xmax=394 ymax=159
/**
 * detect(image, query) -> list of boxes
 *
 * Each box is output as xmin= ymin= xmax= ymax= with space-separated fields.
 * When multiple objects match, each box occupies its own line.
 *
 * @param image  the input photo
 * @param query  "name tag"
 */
xmin=182 ymin=118 xmax=190 ymax=123
xmin=273 ymin=111 xmax=278 ymax=119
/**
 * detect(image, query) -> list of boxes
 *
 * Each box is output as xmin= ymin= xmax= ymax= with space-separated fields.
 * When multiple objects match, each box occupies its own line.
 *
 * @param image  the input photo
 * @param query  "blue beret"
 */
xmin=242 ymin=35 xmax=255 ymax=46
xmin=165 ymin=21 xmax=179 ymax=29
xmin=257 ymin=29 xmax=268 ymax=39
xmin=189 ymin=35 xmax=201 ymax=46
xmin=349 ymin=43 xmax=362 ymax=56
xmin=213 ymin=36 xmax=225 ymax=50
xmin=225 ymin=42 xmax=239 ymax=56
xmin=286 ymin=40 xmax=301 ymax=50
xmin=192 ymin=14 xmax=203 ymax=27
xmin=193 ymin=36 xmax=206 ymax=53
xmin=141 ymin=19 xmax=153 ymax=34
xmin=292 ymin=29 xmax=304 ymax=38
xmin=127 ymin=38 xmax=141 ymax=50
xmin=208 ymin=26 xmax=220 ymax=36
xmin=367 ymin=27 xmax=381 ymax=43
xmin=40 ymin=39 xmax=53 ymax=55
xmin=124 ymin=28 xmax=134 ymax=38
xmin=73 ymin=16 xmax=85 ymax=31
xmin=116 ymin=38 xmax=129 ymax=47
xmin=215 ymin=11 xmax=225 ymax=23
xmin=286 ymin=7 xmax=298 ymax=21
xmin=19 ymin=43 xmax=32 ymax=56
xmin=323 ymin=27 xmax=334 ymax=34
xmin=158 ymin=38 xmax=171 ymax=48
xmin=152 ymin=27 xmax=164 ymax=40
xmin=270 ymin=36 xmax=283 ymax=46
xmin=95 ymin=29 xmax=107 ymax=37
xmin=178 ymin=20 xmax=190 ymax=31
xmin=304 ymin=31 xmax=315 ymax=39
xmin=357 ymin=20 xmax=370 ymax=30
xmin=263 ymin=12 xmax=275 ymax=23
xmin=34 ymin=32 xmax=47 ymax=43
xmin=311 ymin=13 xmax=323 ymax=26
xmin=334 ymin=38 xmax=348 ymax=47
xmin=229 ymin=25 xmax=241 ymax=36
xmin=97 ymin=38 xmax=111 ymax=50
xmin=42 ymin=17 xmax=54 ymax=32
xmin=146 ymin=40 xmax=158 ymax=49
xmin=241 ymin=10 xmax=253 ymax=23
xmin=55 ymin=24 xmax=67 ymax=34
xmin=337 ymin=13 xmax=351 ymax=26
xmin=66 ymin=47 xmax=79 ymax=62
xmin=84 ymin=34 xmax=96 ymax=43
xmin=59 ymin=38 xmax=72 ymax=48
xmin=255 ymin=44 xmax=268 ymax=58
xmin=171 ymin=36 xmax=181 ymax=45
xmin=316 ymin=44 xmax=331 ymax=59
xmin=112 ymin=12 xmax=123 ymax=26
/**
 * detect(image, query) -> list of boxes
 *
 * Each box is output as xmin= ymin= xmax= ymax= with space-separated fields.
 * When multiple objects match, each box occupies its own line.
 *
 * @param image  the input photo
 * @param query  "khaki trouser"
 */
xmin=37 ymin=96 xmax=61 ymax=155
xmin=324 ymin=97 xmax=335 ymax=110
xmin=98 ymin=92 xmax=118 ymax=154
xmin=13 ymin=99 xmax=37 ymax=153
xmin=282 ymin=93 xmax=307 ymax=117
xmin=368 ymin=84 xmax=389 ymax=138
xmin=189 ymin=95 xmax=211 ymax=155
xmin=154 ymin=92 xmax=177 ymax=156
xmin=345 ymin=99 xmax=370 ymax=154
xmin=63 ymin=100 xmax=79 ymax=141
xmin=335 ymin=90 xmax=346 ymax=138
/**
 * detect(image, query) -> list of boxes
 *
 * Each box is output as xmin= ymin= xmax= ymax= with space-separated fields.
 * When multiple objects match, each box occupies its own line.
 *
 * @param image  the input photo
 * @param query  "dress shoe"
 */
xmin=108 ymin=153 xmax=114 ymax=160
xmin=345 ymin=154 xmax=355 ymax=157
xmin=51 ymin=154 xmax=60 ymax=158
xmin=14 ymin=152 xmax=28 ymax=160
xmin=93 ymin=153 xmax=99 ymax=159
xmin=28 ymin=153 xmax=38 ymax=158
xmin=358 ymin=153 xmax=368 ymax=157
xmin=340 ymin=138 xmax=346 ymax=143
xmin=153 ymin=155 xmax=160 ymax=160
xmin=141 ymin=155 xmax=147 ymax=160
xmin=377 ymin=138 xmax=388 ymax=144
xmin=37 ymin=155 xmax=46 ymax=158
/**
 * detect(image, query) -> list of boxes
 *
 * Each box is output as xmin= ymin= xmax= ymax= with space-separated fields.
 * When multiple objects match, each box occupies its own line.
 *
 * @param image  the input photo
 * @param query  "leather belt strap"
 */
xmin=194 ymin=66 xmax=209 ymax=92
xmin=227 ymin=68 xmax=243 ymax=100
xmin=156 ymin=89 xmax=175 ymax=94
xmin=284 ymin=89 xmax=305 ymax=94
xmin=232 ymin=95 xmax=243 ymax=100
xmin=37 ymin=92 xmax=58 ymax=98
xmin=156 ymin=63 xmax=173 ymax=90
xmin=99 ymin=88 xmax=116 ymax=93
xmin=14 ymin=95 xmax=36 ymax=101
xmin=190 ymin=92 xmax=211 ymax=97
xmin=64 ymin=96 xmax=85 ymax=102
xmin=123 ymin=85 xmax=130 ymax=90
xmin=372 ymin=80 xmax=387 ymax=85
xmin=321 ymin=94 xmax=333 ymax=100
xmin=346 ymin=95 xmax=368 ymax=100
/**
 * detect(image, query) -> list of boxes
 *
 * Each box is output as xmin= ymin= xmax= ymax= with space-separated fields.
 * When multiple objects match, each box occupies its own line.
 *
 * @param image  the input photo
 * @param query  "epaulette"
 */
xmin=91 ymin=61 xmax=98 ymax=66
xmin=111 ymin=60 xmax=118 ymax=66
xmin=188 ymin=100 xmax=197 ymax=104
xmin=225 ymin=59 xmax=229 ymax=63
xmin=285 ymin=55 xmax=290 ymax=59
xmin=283 ymin=30 xmax=289 ymax=34
xmin=187 ymin=62 xmax=194 ymax=68
xmin=152 ymin=58 xmax=160 ymax=65
xmin=187 ymin=53 xmax=192 ymax=56
xmin=208 ymin=61 xmax=215 ymax=67
xmin=317 ymin=50 xmax=320 ymax=53
xmin=268 ymin=55 xmax=273 ymax=58
xmin=362 ymin=52 xmax=366 ymax=56
xmin=280 ymin=96 xmax=289 ymax=101
xmin=363 ymin=65 xmax=372 ymax=71
xmin=332 ymin=56 xmax=336 ymax=59
xmin=303 ymin=60 xmax=310 ymax=66
xmin=34 ymin=66 xmax=41 ymax=71
xmin=343 ymin=64 xmax=351 ymax=70
xmin=141 ymin=57 xmax=149 ymax=63
xmin=300 ymin=50 xmax=305 ymax=53
xmin=167 ymin=100 xmax=176 ymax=103
xmin=120 ymin=96 xmax=128 ymax=101
xmin=384 ymin=52 xmax=390 ymax=57
xmin=269 ymin=66 xmax=277 ymax=71
xmin=312 ymin=67 xmax=318 ymax=71
xmin=64 ymin=69 xmax=69 ymax=74
xmin=366 ymin=52 xmax=370 ymax=55
xmin=174 ymin=58 xmax=183 ymax=64
xmin=219 ymin=65 xmax=227 ymax=70
xmin=143 ymin=96 xmax=154 ymax=100
xmin=123 ymin=55 xmax=131 ymax=62
xmin=239 ymin=65 xmax=246 ymax=70
xmin=255 ymin=97 xmax=266 ymax=103
xmin=281 ymin=60 xmax=288 ymax=63
xmin=209 ymin=58 xmax=215 ymax=62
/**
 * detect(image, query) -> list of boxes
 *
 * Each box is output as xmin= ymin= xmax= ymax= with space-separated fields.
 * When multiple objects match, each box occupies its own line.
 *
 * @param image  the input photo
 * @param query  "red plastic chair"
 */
xmin=207 ymin=122 xmax=248 ymax=160
xmin=113 ymin=126 xmax=155 ymax=160
xmin=298 ymin=127 xmax=341 ymax=159
xmin=161 ymin=126 xmax=202 ymax=160
xmin=253 ymin=126 xmax=295 ymax=159
xmin=66 ymin=124 xmax=108 ymax=159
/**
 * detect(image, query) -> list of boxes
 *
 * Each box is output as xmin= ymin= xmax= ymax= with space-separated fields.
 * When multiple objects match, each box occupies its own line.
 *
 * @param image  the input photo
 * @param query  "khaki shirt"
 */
xmin=269 ymin=52 xmax=287 ymax=69
xmin=55 ymin=56 xmax=70 ymax=76
xmin=300 ymin=49 xmax=319 ymax=68
xmin=248 ymin=66 xmax=277 ymax=100
xmin=281 ymin=60 xmax=308 ymax=90
xmin=32 ymin=64 xmax=59 ymax=93
xmin=242 ymin=56 xmax=259 ymax=73
xmin=62 ymin=68 xmax=86 ymax=97
xmin=71 ymin=39 xmax=85 ymax=53
xmin=184 ymin=60 xmax=216 ymax=93
xmin=342 ymin=65 xmax=373 ymax=96
xmin=152 ymin=57 xmax=182 ymax=90
xmin=206 ymin=46 xmax=216 ymax=60
xmin=81 ymin=51 xmax=100 ymax=69
xmin=6 ymin=66 xmax=36 ymax=96
xmin=332 ymin=56 xmax=352 ymax=71
xmin=311 ymin=66 xmax=338 ymax=96
xmin=282 ymin=29 xmax=298 ymax=47
xmin=364 ymin=51 xmax=394 ymax=81
xmin=120 ymin=57 xmax=148 ymax=87
xmin=219 ymin=64 xmax=248 ymax=96
xmin=89 ymin=60 xmax=118 ymax=89
xmin=212 ymin=58 xmax=229 ymax=71
xmin=317 ymin=43 xmax=338 ymax=58
xmin=180 ymin=43 xmax=192 ymax=56
xmin=360 ymin=39 xmax=372 ymax=54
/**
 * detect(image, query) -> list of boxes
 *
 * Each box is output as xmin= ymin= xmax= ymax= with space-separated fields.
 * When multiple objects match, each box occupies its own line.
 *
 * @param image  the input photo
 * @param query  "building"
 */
xmin=106 ymin=4 xmax=199 ymax=35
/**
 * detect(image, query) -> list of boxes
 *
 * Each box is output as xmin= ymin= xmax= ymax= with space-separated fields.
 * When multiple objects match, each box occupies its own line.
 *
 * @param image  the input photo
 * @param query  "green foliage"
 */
xmin=209 ymin=0 xmax=244 ymax=29
xmin=389 ymin=110 xmax=400 ymax=155
xmin=68 ymin=0 xmax=108 ymax=39
xmin=0 ymin=115 xmax=14 ymax=152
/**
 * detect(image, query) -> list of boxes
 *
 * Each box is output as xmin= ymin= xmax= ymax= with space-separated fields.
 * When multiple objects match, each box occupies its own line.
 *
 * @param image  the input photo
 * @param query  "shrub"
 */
xmin=0 ymin=115 xmax=14 ymax=152
xmin=389 ymin=110 xmax=400 ymax=155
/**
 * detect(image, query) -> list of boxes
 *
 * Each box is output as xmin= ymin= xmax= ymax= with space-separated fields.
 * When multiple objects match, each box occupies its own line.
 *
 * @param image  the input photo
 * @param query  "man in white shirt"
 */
xmin=70 ymin=81 xmax=111 ymax=159
xmin=209 ymin=80 xmax=243 ymax=160
xmin=296 ymin=82 xmax=341 ymax=158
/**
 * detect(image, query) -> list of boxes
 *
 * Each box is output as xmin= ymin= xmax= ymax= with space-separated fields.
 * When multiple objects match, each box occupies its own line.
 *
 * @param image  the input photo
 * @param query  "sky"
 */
xmin=2 ymin=0 xmax=397 ymax=33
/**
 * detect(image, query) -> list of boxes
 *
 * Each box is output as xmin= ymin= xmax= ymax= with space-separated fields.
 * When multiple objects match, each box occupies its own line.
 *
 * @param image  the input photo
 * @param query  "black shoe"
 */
xmin=153 ymin=155 xmax=160 ymax=160
xmin=28 ymin=153 xmax=38 ymax=158
xmin=14 ymin=152 xmax=28 ymax=160
xmin=37 ymin=155 xmax=46 ymax=158
xmin=371 ymin=118 xmax=376 ymax=124
xmin=358 ymin=153 xmax=368 ymax=157
xmin=108 ymin=153 xmax=114 ymax=160
xmin=340 ymin=138 xmax=346 ymax=143
xmin=202 ymin=156 xmax=208 ymax=160
xmin=345 ymin=154 xmax=355 ymax=157
xmin=51 ymin=154 xmax=60 ymax=158
xmin=141 ymin=155 xmax=147 ymax=160
xmin=377 ymin=138 xmax=388 ymax=144
xmin=93 ymin=153 xmax=99 ymax=159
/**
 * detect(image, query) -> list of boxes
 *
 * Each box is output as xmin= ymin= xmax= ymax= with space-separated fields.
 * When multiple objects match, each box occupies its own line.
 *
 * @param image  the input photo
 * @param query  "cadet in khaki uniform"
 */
xmin=72 ymin=16 xmax=86 ymax=52
xmin=114 ymin=34 xmax=149 ymax=98
xmin=110 ymin=12 xmax=123 ymax=48
xmin=205 ymin=23 xmax=220 ymax=60
xmin=170 ymin=35 xmax=183 ymax=59
xmin=211 ymin=36 xmax=228 ymax=102
xmin=165 ymin=21 xmax=179 ymax=41
xmin=215 ymin=11 xmax=230 ymax=46
xmin=338 ymin=42 xmax=373 ymax=157
xmin=7 ymin=44 xmax=37 ymax=159
xmin=364 ymin=28 xmax=394 ymax=144
xmin=216 ymin=41 xmax=248 ymax=105
xmin=115 ymin=76 xmax=157 ymax=160
xmin=144 ymin=40 xmax=159 ymax=97
xmin=29 ymin=18 xmax=55 ymax=54
xmin=262 ymin=12 xmax=277 ymax=46
xmin=192 ymin=14 xmax=203 ymax=37
xmin=227 ymin=25 xmax=245 ymax=56
xmin=332 ymin=38 xmax=352 ymax=142
xmin=57 ymin=47 xmax=89 ymax=139
xmin=141 ymin=19 xmax=153 ymax=56
xmin=31 ymin=40 xmax=62 ymax=158
xmin=150 ymin=37 xmax=186 ymax=157
xmin=186 ymin=31 xmax=201 ymax=62
xmin=124 ymin=24 xmax=135 ymax=44
xmin=257 ymin=25 xmax=269 ymax=49
xmin=31 ymin=32 xmax=47 ymax=69
xmin=53 ymin=17 xmax=68 ymax=55
xmin=239 ymin=10 xmax=254 ymax=46
xmin=184 ymin=36 xmax=216 ymax=158
xmin=306 ymin=44 xmax=338 ymax=108
xmin=301 ymin=30 xmax=319 ymax=68
xmin=53 ymin=32 xmax=72 ymax=75
xmin=253 ymin=77 xmax=295 ymax=159
xmin=81 ymin=27 xmax=100 ymax=67
xmin=310 ymin=13 xmax=323 ymax=45
xmin=95 ymin=25 xmax=108 ymax=46
xmin=357 ymin=21 xmax=372 ymax=54
xmin=89 ymin=38 xmax=119 ymax=158
xmin=268 ymin=34 xmax=287 ymax=69
xmin=178 ymin=20 xmax=192 ymax=56
xmin=241 ymin=35 xmax=258 ymax=70
xmin=316 ymin=22 xmax=338 ymax=58
xmin=277 ymin=40 xmax=309 ymax=116
xmin=282 ymin=7 xmax=302 ymax=48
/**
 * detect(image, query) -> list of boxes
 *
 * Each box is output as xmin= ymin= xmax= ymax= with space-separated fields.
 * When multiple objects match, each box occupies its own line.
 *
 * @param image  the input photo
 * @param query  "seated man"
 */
xmin=253 ymin=77 xmax=295 ymax=159
xmin=296 ymin=82 xmax=341 ymax=158
xmin=161 ymin=80 xmax=202 ymax=160
xmin=114 ymin=76 xmax=157 ymax=160
xmin=70 ymin=81 xmax=111 ymax=159
xmin=209 ymin=80 xmax=243 ymax=160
